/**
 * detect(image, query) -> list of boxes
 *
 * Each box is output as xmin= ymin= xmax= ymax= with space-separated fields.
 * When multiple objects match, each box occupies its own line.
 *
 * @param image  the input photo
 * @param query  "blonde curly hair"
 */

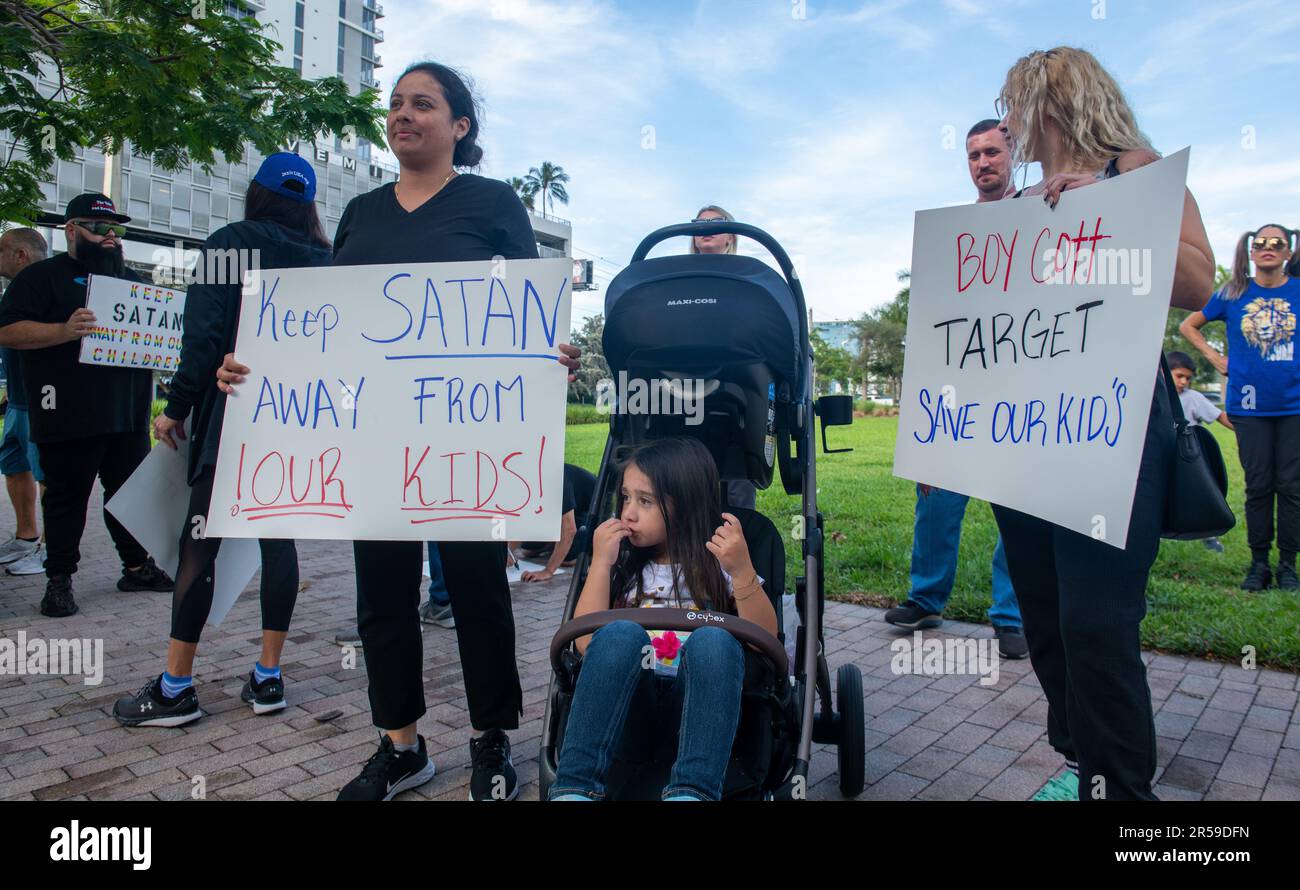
xmin=996 ymin=47 xmax=1152 ymax=173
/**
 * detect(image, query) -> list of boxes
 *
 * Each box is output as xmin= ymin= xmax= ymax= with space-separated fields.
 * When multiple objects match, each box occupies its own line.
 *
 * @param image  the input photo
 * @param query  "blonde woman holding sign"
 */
xmin=219 ymin=62 xmax=580 ymax=801
xmin=990 ymin=46 xmax=1213 ymax=801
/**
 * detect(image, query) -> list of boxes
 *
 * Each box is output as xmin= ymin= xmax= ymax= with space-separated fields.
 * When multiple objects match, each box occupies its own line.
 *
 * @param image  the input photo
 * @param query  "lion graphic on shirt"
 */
xmin=1240 ymin=297 xmax=1296 ymax=361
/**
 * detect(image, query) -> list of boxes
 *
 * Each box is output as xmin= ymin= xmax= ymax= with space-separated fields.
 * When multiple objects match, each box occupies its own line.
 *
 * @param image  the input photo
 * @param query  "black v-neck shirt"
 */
xmin=332 ymin=174 xmax=539 ymax=266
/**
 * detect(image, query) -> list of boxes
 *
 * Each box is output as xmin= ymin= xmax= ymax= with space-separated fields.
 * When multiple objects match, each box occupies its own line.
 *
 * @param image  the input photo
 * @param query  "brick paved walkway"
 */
xmin=1 ymin=491 xmax=1297 ymax=801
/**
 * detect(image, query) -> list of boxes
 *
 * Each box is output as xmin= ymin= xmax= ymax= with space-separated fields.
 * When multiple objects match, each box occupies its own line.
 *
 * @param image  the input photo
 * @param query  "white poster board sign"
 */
xmin=206 ymin=258 xmax=573 ymax=542
xmin=892 ymin=149 xmax=1190 ymax=548
xmin=80 ymin=275 xmax=185 ymax=371
xmin=105 ymin=421 xmax=261 ymax=628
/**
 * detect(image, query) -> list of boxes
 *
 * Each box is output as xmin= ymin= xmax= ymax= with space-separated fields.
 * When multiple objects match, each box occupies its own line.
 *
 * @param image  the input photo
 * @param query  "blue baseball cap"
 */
xmin=253 ymin=152 xmax=317 ymax=203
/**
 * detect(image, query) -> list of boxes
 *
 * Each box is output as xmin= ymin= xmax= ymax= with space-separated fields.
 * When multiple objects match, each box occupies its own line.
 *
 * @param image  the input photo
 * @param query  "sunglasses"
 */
xmin=75 ymin=221 xmax=126 ymax=237
xmin=691 ymin=218 xmax=729 ymax=225
xmin=1251 ymin=236 xmax=1289 ymax=252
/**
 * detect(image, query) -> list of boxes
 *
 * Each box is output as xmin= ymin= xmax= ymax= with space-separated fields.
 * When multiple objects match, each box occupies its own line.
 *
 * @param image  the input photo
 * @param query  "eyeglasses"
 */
xmin=1251 ymin=236 xmax=1288 ymax=252
xmin=74 ymin=221 xmax=126 ymax=237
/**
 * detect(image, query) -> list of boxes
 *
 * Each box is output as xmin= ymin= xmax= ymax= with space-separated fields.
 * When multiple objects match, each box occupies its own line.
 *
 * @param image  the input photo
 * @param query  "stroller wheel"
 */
xmin=836 ymin=663 xmax=865 ymax=797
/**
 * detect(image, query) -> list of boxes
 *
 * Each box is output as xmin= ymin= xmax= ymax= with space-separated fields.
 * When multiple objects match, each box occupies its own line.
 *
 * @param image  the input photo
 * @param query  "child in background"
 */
xmin=1168 ymin=351 xmax=1234 ymax=552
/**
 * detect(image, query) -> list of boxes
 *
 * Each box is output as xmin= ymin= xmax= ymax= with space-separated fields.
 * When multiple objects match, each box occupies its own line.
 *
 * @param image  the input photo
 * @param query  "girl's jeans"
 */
xmin=551 ymin=620 xmax=745 ymax=801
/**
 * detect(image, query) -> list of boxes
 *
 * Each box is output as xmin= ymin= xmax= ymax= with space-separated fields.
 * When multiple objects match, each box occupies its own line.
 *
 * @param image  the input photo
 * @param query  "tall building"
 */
xmin=3 ymin=1 xmax=572 ymax=281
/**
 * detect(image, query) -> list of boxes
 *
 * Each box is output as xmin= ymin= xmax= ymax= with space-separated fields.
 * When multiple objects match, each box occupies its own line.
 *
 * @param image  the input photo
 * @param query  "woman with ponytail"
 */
xmin=1180 ymin=225 xmax=1300 ymax=591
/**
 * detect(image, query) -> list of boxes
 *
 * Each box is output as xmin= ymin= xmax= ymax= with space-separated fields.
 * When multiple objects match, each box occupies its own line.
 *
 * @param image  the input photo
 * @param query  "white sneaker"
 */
xmin=5 ymin=543 xmax=44 ymax=575
xmin=0 ymin=536 xmax=38 ymax=565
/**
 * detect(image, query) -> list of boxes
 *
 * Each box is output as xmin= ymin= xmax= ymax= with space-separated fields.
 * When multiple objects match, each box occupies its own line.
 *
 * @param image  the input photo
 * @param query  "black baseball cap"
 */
xmin=64 ymin=192 xmax=131 ymax=224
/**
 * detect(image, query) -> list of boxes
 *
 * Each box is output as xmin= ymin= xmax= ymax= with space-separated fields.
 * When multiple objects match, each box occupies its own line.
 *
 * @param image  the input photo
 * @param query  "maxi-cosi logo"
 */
xmin=49 ymin=821 xmax=151 ymax=870
xmin=665 ymin=298 xmax=718 ymax=306
xmin=0 ymin=632 xmax=103 ymax=685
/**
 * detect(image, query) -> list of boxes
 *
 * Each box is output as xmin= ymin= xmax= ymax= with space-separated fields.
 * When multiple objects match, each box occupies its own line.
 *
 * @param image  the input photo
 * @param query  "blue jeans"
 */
xmin=426 ymin=542 xmax=449 ymax=606
xmin=910 ymin=485 xmax=1020 ymax=628
xmin=550 ymin=620 xmax=745 ymax=801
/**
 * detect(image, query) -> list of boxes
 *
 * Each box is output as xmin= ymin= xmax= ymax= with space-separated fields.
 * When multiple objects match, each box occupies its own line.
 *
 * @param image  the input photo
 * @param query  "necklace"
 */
xmin=396 ymin=169 xmax=456 ymax=208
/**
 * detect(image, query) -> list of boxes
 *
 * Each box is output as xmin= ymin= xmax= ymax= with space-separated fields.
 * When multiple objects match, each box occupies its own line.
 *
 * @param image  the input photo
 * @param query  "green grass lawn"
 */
xmin=564 ymin=417 xmax=1300 ymax=670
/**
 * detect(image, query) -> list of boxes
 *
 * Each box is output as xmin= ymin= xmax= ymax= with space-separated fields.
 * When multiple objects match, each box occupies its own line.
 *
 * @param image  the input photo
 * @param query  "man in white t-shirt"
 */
xmin=1168 ymin=351 xmax=1234 ymax=551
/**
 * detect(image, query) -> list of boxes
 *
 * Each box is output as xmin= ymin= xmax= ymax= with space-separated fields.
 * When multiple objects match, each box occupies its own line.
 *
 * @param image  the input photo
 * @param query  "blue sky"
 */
xmin=376 ymin=0 xmax=1300 ymax=324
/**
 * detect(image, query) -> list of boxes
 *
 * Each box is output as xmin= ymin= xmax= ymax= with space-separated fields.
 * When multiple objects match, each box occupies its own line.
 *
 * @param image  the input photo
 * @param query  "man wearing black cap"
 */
xmin=0 ymin=193 xmax=174 ymax=617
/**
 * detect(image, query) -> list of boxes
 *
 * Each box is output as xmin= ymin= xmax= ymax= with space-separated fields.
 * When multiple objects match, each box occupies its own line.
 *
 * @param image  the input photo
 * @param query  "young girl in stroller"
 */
xmin=549 ymin=437 xmax=779 ymax=801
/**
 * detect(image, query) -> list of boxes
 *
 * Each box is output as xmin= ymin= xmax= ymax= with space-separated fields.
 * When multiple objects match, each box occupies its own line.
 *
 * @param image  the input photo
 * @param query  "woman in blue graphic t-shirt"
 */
xmin=1181 ymin=224 xmax=1300 ymax=592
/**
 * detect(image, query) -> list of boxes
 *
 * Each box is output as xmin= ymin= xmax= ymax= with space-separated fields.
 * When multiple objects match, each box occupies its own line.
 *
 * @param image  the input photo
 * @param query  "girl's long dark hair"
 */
xmin=609 ymin=438 xmax=732 ymax=614
xmin=1221 ymin=223 xmax=1297 ymax=300
xmin=243 ymin=180 xmax=331 ymax=248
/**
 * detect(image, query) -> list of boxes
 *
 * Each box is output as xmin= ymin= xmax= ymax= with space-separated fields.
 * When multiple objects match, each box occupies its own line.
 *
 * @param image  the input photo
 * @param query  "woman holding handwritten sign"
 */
xmin=991 ymin=47 xmax=1214 ymax=801
xmin=220 ymin=62 xmax=579 ymax=801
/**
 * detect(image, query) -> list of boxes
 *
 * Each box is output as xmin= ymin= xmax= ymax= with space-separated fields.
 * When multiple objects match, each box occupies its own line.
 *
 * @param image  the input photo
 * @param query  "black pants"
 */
xmin=170 ymin=466 xmax=299 ymax=644
xmin=1229 ymin=414 xmax=1300 ymax=563
xmin=37 ymin=431 xmax=151 ymax=577
xmin=355 ymin=539 xmax=522 ymax=731
xmin=992 ymin=380 xmax=1173 ymax=801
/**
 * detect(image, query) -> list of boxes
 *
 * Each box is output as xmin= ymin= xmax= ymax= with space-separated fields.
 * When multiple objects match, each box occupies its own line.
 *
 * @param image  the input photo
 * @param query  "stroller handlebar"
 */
xmin=631 ymin=221 xmax=803 ymax=297
xmin=549 ymin=608 xmax=789 ymax=678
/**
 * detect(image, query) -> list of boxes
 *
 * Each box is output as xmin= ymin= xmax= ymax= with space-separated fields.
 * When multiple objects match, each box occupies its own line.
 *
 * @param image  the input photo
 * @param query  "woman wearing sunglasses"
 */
xmin=1180 ymin=225 xmax=1300 ymax=591
xmin=992 ymin=46 xmax=1214 ymax=801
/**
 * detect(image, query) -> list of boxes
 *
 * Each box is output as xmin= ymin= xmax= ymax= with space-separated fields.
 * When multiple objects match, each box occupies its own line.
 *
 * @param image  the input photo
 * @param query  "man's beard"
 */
xmin=74 ymin=231 xmax=125 ymax=277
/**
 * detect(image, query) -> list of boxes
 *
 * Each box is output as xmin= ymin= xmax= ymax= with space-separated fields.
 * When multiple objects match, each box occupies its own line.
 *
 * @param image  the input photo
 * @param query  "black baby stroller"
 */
xmin=539 ymin=220 xmax=864 ymax=799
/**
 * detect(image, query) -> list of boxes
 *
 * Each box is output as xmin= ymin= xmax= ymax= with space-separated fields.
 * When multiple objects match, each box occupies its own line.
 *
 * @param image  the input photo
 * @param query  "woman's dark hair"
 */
xmin=1221 ymin=223 xmax=1297 ymax=300
xmin=608 ymin=438 xmax=732 ymax=614
xmin=395 ymin=61 xmax=484 ymax=168
xmin=243 ymin=181 xmax=331 ymax=248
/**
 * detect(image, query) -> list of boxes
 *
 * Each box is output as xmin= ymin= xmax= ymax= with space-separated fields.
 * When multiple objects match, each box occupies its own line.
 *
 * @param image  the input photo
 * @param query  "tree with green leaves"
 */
xmin=525 ymin=161 xmax=569 ymax=218
xmin=1163 ymin=263 xmax=1230 ymax=385
xmin=1 ymin=0 xmax=386 ymax=224
xmin=506 ymin=175 xmax=537 ymax=211
xmin=567 ymin=312 xmax=609 ymax=404
xmin=853 ymin=269 xmax=910 ymax=402
xmin=810 ymin=327 xmax=856 ymax=395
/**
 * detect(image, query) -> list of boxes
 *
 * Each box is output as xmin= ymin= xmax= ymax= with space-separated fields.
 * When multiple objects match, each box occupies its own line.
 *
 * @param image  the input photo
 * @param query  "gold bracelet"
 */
xmin=733 ymin=575 xmax=762 ymax=602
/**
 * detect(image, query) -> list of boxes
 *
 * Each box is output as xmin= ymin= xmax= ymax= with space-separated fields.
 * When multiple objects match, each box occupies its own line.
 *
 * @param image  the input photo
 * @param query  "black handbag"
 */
xmin=1160 ymin=354 xmax=1236 ymax=539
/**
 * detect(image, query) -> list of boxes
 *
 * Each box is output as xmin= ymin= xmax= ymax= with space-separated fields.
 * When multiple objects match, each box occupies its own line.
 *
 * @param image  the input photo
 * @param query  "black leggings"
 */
xmin=355 ymin=539 xmax=521 ymax=731
xmin=170 ymin=465 xmax=300 ymax=644
xmin=992 ymin=379 xmax=1172 ymax=801
xmin=1229 ymin=414 xmax=1300 ymax=563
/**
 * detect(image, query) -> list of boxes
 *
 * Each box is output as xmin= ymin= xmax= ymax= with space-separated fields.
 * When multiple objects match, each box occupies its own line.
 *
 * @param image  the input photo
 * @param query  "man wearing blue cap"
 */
xmin=0 ymin=193 xmax=175 ymax=617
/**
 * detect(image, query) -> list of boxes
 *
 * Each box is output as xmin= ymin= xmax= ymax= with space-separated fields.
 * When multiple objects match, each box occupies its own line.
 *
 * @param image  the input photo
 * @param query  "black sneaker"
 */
xmin=883 ymin=600 xmax=942 ymax=629
xmin=337 ymin=735 xmax=436 ymax=801
xmin=1277 ymin=563 xmax=1298 ymax=591
xmin=40 ymin=574 xmax=78 ymax=618
xmin=113 ymin=675 xmax=202 ymax=727
xmin=468 ymin=728 xmax=519 ymax=801
xmin=1241 ymin=561 xmax=1272 ymax=591
xmin=240 ymin=671 xmax=287 ymax=715
xmin=118 ymin=558 xmax=175 ymax=592
xmin=994 ymin=625 xmax=1029 ymax=659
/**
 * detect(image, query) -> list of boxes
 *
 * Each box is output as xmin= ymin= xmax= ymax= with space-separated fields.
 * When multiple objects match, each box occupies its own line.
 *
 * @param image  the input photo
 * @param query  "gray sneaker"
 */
xmin=419 ymin=600 xmax=455 ymax=629
xmin=5 ymin=543 xmax=44 ymax=575
xmin=334 ymin=628 xmax=363 ymax=647
xmin=0 ymin=535 xmax=38 ymax=565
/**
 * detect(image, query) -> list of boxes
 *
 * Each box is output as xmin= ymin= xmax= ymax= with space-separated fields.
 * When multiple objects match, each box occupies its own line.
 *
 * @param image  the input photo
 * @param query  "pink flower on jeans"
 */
xmin=652 ymin=631 xmax=681 ymax=662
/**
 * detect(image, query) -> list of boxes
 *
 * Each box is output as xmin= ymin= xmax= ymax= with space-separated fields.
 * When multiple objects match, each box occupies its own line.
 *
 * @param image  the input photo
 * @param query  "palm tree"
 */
xmin=525 ymin=162 xmax=570 ymax=217
xmin=506 ymin=176 xmax=537 ymax=211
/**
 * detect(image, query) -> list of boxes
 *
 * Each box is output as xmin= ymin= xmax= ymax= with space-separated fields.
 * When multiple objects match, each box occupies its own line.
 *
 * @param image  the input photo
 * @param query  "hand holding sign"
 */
xmin=64 ymin=307 xmax=96 ymax=341
xmin=893 ymin=150 xmax=1191 ymax=547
